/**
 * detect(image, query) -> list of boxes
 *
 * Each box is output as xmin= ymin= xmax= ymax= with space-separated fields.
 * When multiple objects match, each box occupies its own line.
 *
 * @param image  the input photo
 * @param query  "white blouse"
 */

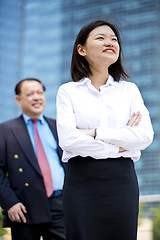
xmin=56 ymin=75 xmax=154 ymax=162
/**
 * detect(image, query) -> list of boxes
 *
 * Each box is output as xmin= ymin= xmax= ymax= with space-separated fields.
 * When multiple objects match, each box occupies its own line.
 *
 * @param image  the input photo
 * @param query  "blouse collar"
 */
xmin=77 ymin=75 xmax=120 ymax=88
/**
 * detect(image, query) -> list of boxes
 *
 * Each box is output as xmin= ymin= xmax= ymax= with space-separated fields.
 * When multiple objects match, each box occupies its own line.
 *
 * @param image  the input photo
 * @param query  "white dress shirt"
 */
xmin=56 ymin=75 xmax=154 ymax=162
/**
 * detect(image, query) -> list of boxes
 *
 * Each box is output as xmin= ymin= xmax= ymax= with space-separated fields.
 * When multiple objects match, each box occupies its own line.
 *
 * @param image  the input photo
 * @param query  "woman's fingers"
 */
xmin=127 ymin=112 xmax=141 ymax=127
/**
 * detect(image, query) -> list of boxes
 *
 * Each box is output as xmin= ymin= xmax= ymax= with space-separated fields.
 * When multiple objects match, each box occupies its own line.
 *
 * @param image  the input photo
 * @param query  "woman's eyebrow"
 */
xmin=95 ymin=33 xmax=105 ymax=36
xmin=95 ymin=33 xmax=117 ymax=37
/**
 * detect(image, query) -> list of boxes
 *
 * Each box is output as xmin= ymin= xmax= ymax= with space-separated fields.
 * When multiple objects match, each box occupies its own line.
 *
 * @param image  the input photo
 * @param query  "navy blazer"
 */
xmin=0 ymin=115 xmax=63 ymax=226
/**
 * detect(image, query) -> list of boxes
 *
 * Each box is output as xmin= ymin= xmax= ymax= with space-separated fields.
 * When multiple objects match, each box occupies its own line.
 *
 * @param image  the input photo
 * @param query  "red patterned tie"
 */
xmin=32 ymin=119 xmax=53 ymax=197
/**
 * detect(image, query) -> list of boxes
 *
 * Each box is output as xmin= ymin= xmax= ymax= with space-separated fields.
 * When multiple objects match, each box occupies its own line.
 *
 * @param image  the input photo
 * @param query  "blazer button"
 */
xmin=14 ymin=154 xmax=19 ymax=159
xmin=25 ymin=183 xmax=29 ymax=187
xmin=19 ymin=168 xmax=23 ymax=173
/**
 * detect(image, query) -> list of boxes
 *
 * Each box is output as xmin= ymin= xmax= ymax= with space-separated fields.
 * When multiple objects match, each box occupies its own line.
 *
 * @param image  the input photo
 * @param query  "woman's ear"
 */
xmin=77 ymin=44 xmax=86 ymax=56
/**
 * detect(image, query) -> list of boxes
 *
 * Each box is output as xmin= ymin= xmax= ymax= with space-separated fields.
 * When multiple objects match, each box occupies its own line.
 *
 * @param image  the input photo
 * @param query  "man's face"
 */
xmin=15 ymin=80 xmax=46 ymax=118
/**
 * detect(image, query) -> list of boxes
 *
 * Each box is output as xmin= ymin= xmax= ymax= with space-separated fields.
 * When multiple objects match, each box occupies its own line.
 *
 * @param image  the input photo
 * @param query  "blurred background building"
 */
xmin=0 ymin=0 xmax=160 ymax=200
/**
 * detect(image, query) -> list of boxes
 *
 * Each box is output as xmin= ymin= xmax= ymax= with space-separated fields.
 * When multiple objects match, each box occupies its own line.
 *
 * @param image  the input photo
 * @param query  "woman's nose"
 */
xmin=104 ymin=40 xmax=113 ymax=47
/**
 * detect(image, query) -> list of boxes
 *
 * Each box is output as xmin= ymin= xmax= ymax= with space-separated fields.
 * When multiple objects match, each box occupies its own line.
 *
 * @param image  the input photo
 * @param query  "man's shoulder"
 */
xmin=0 ymin=116 xmax=23 ymax=128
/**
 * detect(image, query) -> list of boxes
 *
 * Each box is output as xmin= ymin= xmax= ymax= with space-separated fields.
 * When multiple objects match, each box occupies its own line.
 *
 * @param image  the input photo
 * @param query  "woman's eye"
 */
xmin=97 ymin=37 xmax=104 ymax=40
xmin=112 ymin=38 xmax=118 ymax=41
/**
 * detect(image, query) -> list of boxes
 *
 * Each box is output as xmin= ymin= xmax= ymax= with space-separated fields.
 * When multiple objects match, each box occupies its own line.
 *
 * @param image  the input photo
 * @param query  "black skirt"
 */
xmin=63 ymin=156 xmax=139 ymax=240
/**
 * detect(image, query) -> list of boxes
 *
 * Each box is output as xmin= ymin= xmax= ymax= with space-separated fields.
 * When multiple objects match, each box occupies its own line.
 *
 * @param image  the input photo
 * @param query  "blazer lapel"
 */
xmin=10 ymin=115 xmax=42 ymax=176
xmin=45 ymin=117 xmax=63 ymax=160
xmin=45 ymin=118 xmax=57 ymax=141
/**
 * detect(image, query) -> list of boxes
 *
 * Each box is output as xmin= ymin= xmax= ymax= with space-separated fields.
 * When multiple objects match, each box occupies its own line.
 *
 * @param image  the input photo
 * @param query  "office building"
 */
xmin=0 ymin=0 xmax=159 ymax=196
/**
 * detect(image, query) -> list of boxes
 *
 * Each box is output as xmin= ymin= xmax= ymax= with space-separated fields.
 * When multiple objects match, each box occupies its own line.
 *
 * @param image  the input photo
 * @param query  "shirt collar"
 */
xmin=77 ymin=75 xmax=120 ymax=88
xmin=23 ymin=113 xmax=45 ymax=125
xmin=103 ymin=75 xmax=120 ymax=88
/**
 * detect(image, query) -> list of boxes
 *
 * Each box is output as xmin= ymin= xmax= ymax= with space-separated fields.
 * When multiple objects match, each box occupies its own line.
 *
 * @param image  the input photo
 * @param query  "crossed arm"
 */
xmin=78 ymin=112 xmax=142 ymax=152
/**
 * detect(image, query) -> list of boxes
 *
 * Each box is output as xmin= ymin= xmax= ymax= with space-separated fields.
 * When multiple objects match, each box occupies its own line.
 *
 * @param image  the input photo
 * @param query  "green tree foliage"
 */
xmin=138 ymin=202 xmax=145 ymax=226
xmin=0 ymin=211 xmax=7 ymax=236
xmin=152 ymin=205 xmax=160 ymax=240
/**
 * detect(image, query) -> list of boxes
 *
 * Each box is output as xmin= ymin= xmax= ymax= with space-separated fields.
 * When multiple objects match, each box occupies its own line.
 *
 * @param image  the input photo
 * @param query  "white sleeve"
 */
xmin=56 ymin=85 xmax=119 ymax=159
xmin=96 ymin=84 xmax=154 ymax=150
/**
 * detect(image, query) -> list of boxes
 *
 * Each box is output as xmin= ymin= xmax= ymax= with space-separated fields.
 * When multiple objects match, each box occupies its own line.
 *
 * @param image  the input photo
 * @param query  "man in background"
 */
xmin=0 ymin=78 xmax=65 ymax=240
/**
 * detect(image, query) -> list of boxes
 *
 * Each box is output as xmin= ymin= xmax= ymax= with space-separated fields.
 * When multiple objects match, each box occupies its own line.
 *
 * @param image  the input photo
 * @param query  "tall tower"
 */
xmin=0 ymin=0 xmax=159 ymax=197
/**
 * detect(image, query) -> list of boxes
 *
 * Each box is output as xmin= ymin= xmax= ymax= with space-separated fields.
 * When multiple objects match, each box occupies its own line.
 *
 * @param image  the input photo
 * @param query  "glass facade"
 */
xmin=0 ymin=0 xmax=24 ymax=122
xmin=0 ymin=0 xmax=160 ymax=196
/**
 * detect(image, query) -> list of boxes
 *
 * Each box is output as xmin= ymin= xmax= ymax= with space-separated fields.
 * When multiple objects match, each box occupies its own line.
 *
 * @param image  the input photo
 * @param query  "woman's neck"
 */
xmin=88 ymin=66 xmax=109 ymax=91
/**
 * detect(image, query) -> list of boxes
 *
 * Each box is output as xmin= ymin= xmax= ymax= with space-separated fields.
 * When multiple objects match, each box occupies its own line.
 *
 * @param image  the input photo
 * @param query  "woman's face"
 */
xmin=78 ymin=25 xmax=120 ymax=68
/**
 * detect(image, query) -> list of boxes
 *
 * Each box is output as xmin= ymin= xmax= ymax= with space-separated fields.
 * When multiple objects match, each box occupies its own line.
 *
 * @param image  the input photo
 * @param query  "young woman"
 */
xmin=56 ymin=20 xmax=154 ymax=240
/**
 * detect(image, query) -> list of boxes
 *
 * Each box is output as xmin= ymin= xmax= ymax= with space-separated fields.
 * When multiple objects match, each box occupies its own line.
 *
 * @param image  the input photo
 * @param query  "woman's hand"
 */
xmin=119 ymin=112 xmax=142 ymax=152
xmin=77 ymin=112 xmax=142 ymax=152
xmin=127 ymin=111 xmax=142 ymax=127
xmin=78 ymin=129 xmax=96 ymax=137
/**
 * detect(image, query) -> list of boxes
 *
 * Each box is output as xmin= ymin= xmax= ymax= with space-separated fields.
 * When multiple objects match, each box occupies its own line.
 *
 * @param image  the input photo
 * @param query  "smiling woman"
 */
xmin=56 ymin=20 xmax=154 ymax=240
xmin=77 ymin=25 xmax=120 ymax=82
